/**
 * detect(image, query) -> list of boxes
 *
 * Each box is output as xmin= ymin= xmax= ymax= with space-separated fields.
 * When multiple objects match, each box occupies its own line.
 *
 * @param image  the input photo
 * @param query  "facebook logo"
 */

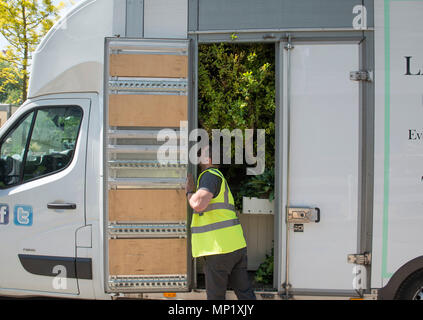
xmin=0 ymin=204 xmax=9 ymax=225
xmin=14 ymin=205 xmax=33 ymax=226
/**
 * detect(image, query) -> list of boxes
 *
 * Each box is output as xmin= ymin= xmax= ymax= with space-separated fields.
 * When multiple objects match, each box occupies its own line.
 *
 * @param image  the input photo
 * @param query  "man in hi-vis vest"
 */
xmin=186 ymin=143 xmax=256 ymax=300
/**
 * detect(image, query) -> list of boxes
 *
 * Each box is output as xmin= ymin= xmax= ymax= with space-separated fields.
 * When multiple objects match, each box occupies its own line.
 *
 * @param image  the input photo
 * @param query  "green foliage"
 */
xmin=233 ymin=167 xmax=275 ymax=211
xmin=198 ymin=43 xmax=276 ymax=207
xmin=230 ymin=33 xmax=239 ymax=40
xmin=198 ymin=43 xmax=276 ymax=169
xmin=0 ymin=0 xmax=68 ymax=103
xmin=0 ymin=60 xmax=22 ymax=104
xmin=4 ymin=88 xmax=22 ymax=105
xmin=255 ymin=247 xmax=274 ymax=285
xmin=239 ymin=167 xmax=275 ymax=201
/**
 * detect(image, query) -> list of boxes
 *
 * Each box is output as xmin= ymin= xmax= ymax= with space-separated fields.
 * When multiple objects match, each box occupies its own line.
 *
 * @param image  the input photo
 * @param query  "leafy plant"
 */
xmin=0 ymin=60 xmax=22 ymax=104
xmin=254 ymin=247 xmax=274 ymax=285
xmin=198 ymin=43 xmax=276 ymax=170
xmin=198 ymin=43 xmax=276 ymax=210
xmin=239 ymin=167 xmax=275 ymax=201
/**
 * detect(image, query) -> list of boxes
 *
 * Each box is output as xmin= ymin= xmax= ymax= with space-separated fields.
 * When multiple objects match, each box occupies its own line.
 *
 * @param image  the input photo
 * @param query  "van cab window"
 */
xmin=0 ymin=106 xmax=83 ymax=189
xmin=0 ymin=113 xmax=35 ymax=188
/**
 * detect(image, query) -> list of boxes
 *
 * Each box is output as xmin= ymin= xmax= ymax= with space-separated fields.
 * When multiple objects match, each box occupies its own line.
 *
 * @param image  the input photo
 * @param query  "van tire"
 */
xmin=395 ymin=269 xmax=423 ymax=300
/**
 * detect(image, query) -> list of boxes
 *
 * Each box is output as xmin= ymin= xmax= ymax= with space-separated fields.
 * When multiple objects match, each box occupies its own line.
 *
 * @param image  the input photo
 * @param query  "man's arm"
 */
xmin=186 ymin=173 xmax=214 ymax=213
xmin=187 ymin=189 xmax=214 ymax=213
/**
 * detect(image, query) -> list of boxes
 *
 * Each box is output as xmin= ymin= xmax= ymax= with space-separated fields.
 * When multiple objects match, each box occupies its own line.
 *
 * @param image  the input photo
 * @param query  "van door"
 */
xmin=282 ymin=43 xmax=361 ymax=293
xmin=104 ymin=39 xmax=190 ymax=293
xmin=0 ymin=97 xmax=90 ymax=295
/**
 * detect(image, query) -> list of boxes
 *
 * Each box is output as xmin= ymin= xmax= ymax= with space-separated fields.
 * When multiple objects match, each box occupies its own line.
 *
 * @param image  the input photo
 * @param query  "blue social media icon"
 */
xmin=14 ymin=205 xmax=33 ymax=226
xmin=0 ymin=204 xmax=9 ymax=225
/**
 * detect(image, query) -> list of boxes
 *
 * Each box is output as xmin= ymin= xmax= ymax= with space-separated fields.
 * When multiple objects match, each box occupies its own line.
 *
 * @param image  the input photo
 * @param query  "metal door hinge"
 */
xmin=347 ymin=252 xmax=372 ymax=265
xmin=284 ymin=34 xmax=294 ymax=51
xmin=362 ymin=289 xmax=379 ymax=300
xmin=350 ymin=70 xmax=373 ymax=82
xmin=280 ymin=283 xmax=293 ymax=300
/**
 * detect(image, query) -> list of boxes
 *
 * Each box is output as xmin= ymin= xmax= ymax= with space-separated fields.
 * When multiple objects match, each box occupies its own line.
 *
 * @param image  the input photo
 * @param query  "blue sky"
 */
xmin=0 ymin=0 xmax=83 ymax=50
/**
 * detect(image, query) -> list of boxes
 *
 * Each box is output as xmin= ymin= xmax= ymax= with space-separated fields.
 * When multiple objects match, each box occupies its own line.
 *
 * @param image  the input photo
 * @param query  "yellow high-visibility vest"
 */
xmin=191 ymin=168 xmax=246 ymax=258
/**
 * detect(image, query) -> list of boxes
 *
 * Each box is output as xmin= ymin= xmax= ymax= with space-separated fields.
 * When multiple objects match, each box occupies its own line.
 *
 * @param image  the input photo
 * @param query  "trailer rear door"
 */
xmin=282 ymin=42 xmax=362 ymax=293
xmin=104 ymin=38 xmax=190 ymax=293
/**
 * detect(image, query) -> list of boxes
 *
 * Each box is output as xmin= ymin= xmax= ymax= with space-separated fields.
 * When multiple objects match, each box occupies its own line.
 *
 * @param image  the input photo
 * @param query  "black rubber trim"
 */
xmin=76 ymin=257 xmax=93 ymax=280
xmin=18 ymin=254 xmax=92 ymax=280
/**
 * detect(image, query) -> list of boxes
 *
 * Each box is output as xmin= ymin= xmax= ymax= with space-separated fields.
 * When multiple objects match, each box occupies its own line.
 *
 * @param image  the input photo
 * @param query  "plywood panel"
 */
xmin=109 ymin=189 xmax=187 ymax=222
xmin=109 ymin=94 xmax=187 ymax=127
xmin=110 ymin=54 xmax=188 ymax=78
xmin=109 ymin=239 xmax=187 ymax=275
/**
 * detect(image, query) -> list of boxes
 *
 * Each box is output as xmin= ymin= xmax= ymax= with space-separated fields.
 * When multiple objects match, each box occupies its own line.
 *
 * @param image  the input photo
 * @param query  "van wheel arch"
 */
xmin=378 ymin=256 xmax=423 ymax=300
xmin=394 ymin=269 xmax=423 ymax=300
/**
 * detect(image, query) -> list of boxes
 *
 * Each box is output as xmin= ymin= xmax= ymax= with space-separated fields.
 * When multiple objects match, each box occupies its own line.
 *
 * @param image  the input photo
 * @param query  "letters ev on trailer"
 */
xmin=0 ymin=0 xmax=422 ymax=300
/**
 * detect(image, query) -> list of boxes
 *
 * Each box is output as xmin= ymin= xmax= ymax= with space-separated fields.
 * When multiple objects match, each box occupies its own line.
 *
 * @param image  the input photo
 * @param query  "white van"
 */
xmin=0 ymin=0 xmax=422 ymax=300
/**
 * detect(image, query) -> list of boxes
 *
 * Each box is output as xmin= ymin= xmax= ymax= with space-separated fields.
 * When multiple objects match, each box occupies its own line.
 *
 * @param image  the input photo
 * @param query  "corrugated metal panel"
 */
xmin=190 ymin=0 xmax=374 ymax=31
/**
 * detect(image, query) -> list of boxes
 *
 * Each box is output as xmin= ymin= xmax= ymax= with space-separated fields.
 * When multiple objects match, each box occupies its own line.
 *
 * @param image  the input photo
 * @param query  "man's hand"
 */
xmin=188 ymin=189 xmax=214 ymax=213
xmin=186 ymin=174 xmax=213 ymax=212
xmin=186 ymin=173 xmax=195 ymax=194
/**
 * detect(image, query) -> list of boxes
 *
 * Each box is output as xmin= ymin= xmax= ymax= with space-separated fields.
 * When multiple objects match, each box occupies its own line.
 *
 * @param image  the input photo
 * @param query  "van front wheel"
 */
xmin=395 ymin=270 xmax=423 ymax=300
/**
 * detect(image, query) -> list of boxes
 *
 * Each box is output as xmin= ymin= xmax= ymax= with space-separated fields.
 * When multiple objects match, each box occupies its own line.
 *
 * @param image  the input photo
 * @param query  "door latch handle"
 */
xmin=47 ymin=203 xmax=77 ymax=210
xmin=315 ymin=207 xmax=320 ymax=223
xmin=287 ymin=207 xmax=320 ymax=223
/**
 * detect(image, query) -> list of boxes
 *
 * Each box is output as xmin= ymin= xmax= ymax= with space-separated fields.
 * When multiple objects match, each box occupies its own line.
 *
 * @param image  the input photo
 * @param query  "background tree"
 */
xmin=198 ymin=43 xmax=276 ymax=207
xmin=0 ymin=0 xmax=66 ymax=104
xmin=199 ymin=43 xmax=275 ymax=168
xmin=0 ymin=60 xmax=22 ymax=104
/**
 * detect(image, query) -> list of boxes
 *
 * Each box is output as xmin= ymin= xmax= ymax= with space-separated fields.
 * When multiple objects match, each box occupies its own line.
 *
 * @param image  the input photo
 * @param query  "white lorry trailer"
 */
xmin=0 ymin=0 xmax=422 ymax=300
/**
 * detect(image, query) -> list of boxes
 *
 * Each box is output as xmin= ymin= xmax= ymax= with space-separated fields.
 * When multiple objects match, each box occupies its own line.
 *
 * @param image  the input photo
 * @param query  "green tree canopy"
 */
xmin=0 ymin=0 xmax=67 ymax=104
xmin=198 ymin=43 xmax=276 ymax=207
xmin=198 ymin=43 xmax=276 ymax=169
xmin=0 ymin=60 xmax=21 ymax=104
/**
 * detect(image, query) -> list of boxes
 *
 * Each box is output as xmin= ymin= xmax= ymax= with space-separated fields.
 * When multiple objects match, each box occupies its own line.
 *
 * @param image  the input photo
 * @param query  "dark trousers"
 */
xmin=203 ymin=247 xmax=256 ymax=300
